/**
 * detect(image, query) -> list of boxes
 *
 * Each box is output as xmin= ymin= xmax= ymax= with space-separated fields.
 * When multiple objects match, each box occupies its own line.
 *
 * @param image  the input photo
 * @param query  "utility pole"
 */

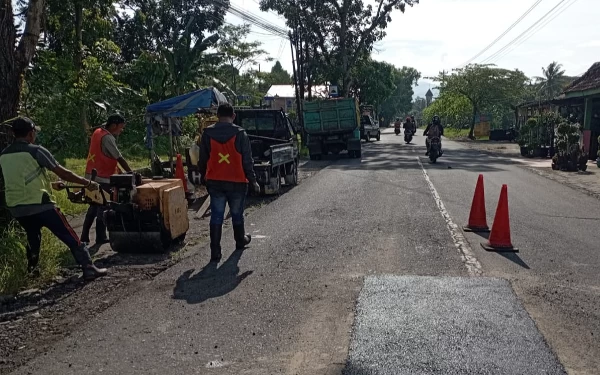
xmin=289 ymin=31 xmax=303 ymax=131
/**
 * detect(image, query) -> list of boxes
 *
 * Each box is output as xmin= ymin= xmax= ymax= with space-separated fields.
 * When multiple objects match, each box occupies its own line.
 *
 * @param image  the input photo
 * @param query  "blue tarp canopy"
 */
xmin=145 ymin=87 xmax=228 ymax=118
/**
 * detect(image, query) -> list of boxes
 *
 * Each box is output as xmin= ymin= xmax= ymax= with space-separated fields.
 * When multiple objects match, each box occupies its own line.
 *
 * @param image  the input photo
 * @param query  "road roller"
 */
xmin=61 ymin=170 xmax=189 ymax=253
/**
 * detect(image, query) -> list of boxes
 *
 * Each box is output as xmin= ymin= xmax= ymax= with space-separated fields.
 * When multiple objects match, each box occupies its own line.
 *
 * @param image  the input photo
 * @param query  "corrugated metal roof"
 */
xmin=265 ymin=85 xmax=330 ymax=98
xmin=563 ymin=62 xmax=600 ymax=94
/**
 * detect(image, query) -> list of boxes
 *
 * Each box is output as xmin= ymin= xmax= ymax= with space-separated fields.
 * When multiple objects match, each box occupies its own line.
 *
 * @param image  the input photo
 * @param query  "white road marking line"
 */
xmin=417 ymin=157 xmax=483 ymax=276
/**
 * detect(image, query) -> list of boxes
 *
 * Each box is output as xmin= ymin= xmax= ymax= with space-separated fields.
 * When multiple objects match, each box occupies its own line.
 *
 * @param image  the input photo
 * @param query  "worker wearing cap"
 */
xmin=198 ymin=103 xmax=260 ymax=262
xmin=0 ymin=117 xmax=107 ymax=280
xmin=81 ymin=113 xmax=132 ymax=245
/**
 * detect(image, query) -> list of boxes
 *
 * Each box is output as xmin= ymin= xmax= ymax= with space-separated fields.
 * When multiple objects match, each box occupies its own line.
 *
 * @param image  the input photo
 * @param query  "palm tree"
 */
xmin=535 ymin=61 xmax=566 ymax=99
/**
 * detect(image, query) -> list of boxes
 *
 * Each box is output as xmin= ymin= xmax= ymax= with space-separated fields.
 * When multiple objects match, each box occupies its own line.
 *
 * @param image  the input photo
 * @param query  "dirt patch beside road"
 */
xmin=0 ymin=158 xmax=329 ymax=374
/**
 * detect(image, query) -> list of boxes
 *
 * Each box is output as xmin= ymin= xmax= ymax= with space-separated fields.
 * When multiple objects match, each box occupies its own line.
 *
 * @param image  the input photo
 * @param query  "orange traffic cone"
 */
xmin=463 ymin=174 xmax=489 ymax=233
xmin=175 ymin=153 xmax=188 ymax=192
xmin=481 ymin=184 xmax=518 ymax=252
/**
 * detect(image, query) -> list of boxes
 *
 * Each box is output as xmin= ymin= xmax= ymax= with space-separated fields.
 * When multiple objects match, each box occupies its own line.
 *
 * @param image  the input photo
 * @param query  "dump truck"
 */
xmin=303 ymin=97 xmax=362 ymax=159
xmin=234 ymin=108 xmax=299 ymax=195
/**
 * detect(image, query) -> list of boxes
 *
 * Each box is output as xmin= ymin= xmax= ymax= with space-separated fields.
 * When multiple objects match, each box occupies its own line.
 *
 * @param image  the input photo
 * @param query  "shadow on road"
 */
xmin=497 ymin=252 xmax=531 ymax=269
xmin=326 ymin=142 xmax=510 ymax=173
xmin=172 ymin=248 xmax=253 ymax=304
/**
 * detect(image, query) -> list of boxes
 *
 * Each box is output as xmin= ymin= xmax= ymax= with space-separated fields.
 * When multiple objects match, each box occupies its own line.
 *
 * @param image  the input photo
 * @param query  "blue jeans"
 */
xmin=208 ymin=188 xmax=246 ymax=226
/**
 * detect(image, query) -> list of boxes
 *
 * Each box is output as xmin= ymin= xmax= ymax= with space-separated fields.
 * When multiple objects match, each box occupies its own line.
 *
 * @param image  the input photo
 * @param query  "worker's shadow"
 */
xmin=172 ymin=249 xmax=253 ymax=304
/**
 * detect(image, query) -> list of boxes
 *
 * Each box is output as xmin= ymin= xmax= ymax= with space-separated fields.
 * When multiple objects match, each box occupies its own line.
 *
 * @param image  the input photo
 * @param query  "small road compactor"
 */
xmin=58 ymin=170 xmax=189 ymax=253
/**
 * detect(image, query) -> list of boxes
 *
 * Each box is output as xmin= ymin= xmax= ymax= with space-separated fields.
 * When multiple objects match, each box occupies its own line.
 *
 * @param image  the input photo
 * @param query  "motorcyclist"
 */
xmin=403 ymin=116 xmax=413 ymax=132
xmin=423 ymin=115 xmax=444 ymax=156
xmin=410 ymin=115 xmax=417 ymax=133
xmin=394 ymin=117 xmax=402 ymax=135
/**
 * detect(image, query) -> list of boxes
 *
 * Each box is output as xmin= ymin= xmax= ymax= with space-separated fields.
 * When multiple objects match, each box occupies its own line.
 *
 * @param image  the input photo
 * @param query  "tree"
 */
xmin=260 ymin=0 xmax=419 ymax=96
xmin=115 ymin=0 xmax=227 ymax=60
xmin=378 ymin=66 xmax=421 ymax=123
xmin=434 ymin=64 xmax=528 ymax=139
xmin=422 ymin=93 xmax=472 ymax=128
xmin=535 ymin=61 xmax=568 ymax=99
xmin=351 ymin=58 xmax=396 ymax=110
xmin=257 ymin=61 xmax=292 ymax=93
xmin=0 ymin=0 xmax=45 ymax=124
xmin=411 ymin=97 xmax=427 ymax=117
xmin=217 ymin=24 xmax=270 ymax=99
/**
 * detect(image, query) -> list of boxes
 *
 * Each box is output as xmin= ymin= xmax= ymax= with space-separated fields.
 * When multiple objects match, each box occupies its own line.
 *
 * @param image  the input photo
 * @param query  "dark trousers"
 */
xmin=80 ymin=183 xmax=110 ymax=242
xmin=208 ymin=187 xmax=247 ymax=226
xmin=16 ymin=208 xmax=91 ymax=270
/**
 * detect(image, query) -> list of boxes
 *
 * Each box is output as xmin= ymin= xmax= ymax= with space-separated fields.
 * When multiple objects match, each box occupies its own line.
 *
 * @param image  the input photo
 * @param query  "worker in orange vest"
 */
xmin=81 ymin=114 xmax=132 ymax=245
xmin=198 ymin=103 xmax=260 ymax=262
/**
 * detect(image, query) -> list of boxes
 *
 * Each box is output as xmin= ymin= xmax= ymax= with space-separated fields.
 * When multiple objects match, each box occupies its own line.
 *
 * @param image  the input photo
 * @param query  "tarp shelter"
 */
xmin=144 ymin=87 xmax=228 ymax=173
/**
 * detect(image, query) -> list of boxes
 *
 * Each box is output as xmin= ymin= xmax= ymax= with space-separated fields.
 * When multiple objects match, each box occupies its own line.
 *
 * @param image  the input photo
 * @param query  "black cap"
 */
xmin=106 ymin=113 xmax=126 ymax=126
xmin=11 ymin=117 xmax=40 ymax=133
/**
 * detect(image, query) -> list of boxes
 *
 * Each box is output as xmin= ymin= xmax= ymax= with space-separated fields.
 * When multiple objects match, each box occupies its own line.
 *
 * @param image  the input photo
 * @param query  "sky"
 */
xmin=225 ymin=0 xmax=599 ymax=98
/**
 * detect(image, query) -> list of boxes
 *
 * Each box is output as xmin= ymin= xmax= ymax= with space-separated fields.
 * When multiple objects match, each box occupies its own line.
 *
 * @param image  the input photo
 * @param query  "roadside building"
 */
xmin=263 ymin=85 xmax=329 ymax=111
xmin=553 ymin=62 xmax=600 ymax=159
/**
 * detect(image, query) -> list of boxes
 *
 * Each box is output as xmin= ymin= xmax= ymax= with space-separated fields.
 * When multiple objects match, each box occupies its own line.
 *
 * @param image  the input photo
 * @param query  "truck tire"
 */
xmin=365 ymin=132 xmax=371 ymax=142
xmin=284 ymin=161 xmax=299 ymax=186
xmin=376 ymin=131 xmax=381 ymax=141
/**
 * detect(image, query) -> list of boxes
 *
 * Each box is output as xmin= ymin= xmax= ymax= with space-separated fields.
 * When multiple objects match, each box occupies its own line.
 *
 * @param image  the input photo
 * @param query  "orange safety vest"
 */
xmin=205 ymin=136 xmax=248 ymax=183
xmin=85 ymin=128 xmax=119 ymax=179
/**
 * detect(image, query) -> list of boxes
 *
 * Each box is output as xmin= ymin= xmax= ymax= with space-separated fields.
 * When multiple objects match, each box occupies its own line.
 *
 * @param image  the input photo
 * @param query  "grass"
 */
xmin=0 ymin=154 xmax=164 ymax=295
xmin=443 ymin=128 xmax=489 ymax=141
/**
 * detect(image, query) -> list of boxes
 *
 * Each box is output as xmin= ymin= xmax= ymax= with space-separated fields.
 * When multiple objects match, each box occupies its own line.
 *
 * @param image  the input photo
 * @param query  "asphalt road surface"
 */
xmin=11 ymin=129 xmax=599 ymax=374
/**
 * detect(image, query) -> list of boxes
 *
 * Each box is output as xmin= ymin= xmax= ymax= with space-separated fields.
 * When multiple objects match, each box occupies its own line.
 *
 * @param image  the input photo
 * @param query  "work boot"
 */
xmin=233 ymin=224 xmax=252 ymax=250
xmin=82 ymin=264 xmax=108 ymax=281
xmin=72 ymin=244 xmax=108 ymax=281
xmin=210 ymin=224 xmax=223 ymax=262
xmin=26 ymin=254 xmax=39 ymax=274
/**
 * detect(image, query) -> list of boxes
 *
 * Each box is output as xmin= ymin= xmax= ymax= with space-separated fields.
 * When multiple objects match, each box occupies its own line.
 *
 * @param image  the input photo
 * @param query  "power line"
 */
xmin=487 ymin=0 xmax=579 ymax=63
xmin=481 ymin=0 xmax=569 ymax=63
xmin=458 ymin=0 xmax=544 ymax=67
xmin=214 ymin=0 xmax=288 ymax=38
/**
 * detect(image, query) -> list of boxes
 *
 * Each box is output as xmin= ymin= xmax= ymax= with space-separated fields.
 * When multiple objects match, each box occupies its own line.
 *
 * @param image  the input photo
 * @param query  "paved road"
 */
xmin=11 ymin=129 xmax=598 ymax=374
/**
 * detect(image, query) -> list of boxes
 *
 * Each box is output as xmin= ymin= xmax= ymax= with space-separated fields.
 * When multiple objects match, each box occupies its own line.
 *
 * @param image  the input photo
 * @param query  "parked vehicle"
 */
xmin=234 ymin=108 xmax=299 ymax=194
xmin=303 ymin=98 xmax=362 ymax=159
xmin=429 ymin=136 xmax=443 ymax=163
xmin=404 ymin=129 xmax=414 ymax=144
xmin=360 ymin=114 xmax=381 ymax=142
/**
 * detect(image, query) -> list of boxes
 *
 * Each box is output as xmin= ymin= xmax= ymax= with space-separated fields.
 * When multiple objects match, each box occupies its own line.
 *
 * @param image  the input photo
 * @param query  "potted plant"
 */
xmin=552 ymin=120 xmax=586 ymax=172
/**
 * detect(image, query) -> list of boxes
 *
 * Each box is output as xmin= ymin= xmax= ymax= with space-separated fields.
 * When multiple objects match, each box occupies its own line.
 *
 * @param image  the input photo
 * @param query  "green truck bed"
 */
xmin=303 ymin=98 xmax=360 ymax=135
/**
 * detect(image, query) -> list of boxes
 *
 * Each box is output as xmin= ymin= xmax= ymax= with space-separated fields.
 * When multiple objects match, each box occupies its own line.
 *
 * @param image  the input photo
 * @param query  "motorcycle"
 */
xmin=394 ymin=123 xmax=401 ymax=135
xmin=429 ymin=137 xmax=443 ymax=163
xmin=404 ymin=129 xmax=414 ymax=144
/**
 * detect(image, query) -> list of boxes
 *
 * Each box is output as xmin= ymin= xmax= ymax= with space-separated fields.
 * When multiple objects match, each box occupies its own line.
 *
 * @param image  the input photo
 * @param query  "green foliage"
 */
xmin=433 ymin=64 xmax=528 ymax=138
xmin=422 ymin=92 xmax=472 ymax=128
xmin=351 ymin=59 xmax=397 ymax=109
xmin=378 ymin=66 xmax=421 ymax=122
xmin=260 ymin=0 xmax=419 ymax=96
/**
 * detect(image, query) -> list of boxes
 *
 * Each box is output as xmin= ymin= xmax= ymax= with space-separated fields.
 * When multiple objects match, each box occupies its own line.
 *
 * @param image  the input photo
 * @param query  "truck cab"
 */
xmin=233 ymin=108 xmax=300 ymax=194
xmin=360 ymin=114 xmax=381 ymax=142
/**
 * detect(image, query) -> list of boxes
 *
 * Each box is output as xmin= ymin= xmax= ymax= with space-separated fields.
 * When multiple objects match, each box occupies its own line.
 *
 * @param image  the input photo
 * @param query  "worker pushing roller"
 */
xmin=0 ymin=117 xmax=107 ymax=280
xmin=81 ymin=113 xmax=133 ymax=246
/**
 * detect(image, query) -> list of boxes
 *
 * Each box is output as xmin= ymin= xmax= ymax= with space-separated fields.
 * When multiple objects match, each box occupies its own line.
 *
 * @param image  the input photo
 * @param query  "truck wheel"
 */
xmin=356 ymin=150 xmax=362 ymax=158
xmin=376 ymin=131 xmax=381 ymax=141
xmin=284 ymin=161 xmax=299 ymax=186
xmin=365 ymin=133 xmax=371 ymax=142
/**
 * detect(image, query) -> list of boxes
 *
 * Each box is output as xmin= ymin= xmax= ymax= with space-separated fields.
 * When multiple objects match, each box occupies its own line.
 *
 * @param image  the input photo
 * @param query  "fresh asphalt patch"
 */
xmin=344 ymin=275 xmax=566 ymax=375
